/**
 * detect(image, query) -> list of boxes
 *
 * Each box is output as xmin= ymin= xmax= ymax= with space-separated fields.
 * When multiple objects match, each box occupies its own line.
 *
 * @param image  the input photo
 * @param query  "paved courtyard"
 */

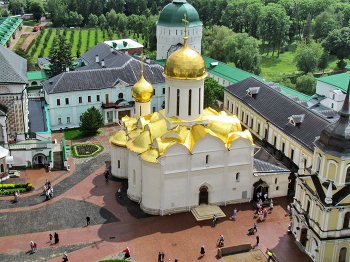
xmin=0 ymin=125 xmax=313 ymax=262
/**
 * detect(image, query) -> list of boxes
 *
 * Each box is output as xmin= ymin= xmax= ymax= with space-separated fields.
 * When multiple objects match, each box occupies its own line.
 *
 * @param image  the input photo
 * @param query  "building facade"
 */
xmin=291 ymin=80 xmax=350 ymax=262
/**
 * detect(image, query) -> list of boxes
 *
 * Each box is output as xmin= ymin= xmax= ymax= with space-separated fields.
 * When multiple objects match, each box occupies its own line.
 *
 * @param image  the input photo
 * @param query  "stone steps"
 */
xmin=191 ymin=204 xmax=226 ymax=221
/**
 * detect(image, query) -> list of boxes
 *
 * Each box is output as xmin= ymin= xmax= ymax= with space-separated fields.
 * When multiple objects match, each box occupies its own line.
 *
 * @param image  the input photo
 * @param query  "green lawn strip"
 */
xmin=22 ymin=20 xmax=38 ymax=27
xmin=80 ymin=30 xmax=89 ymax=55
xmin=13 ymin=37 xmax=25 ymax=50
xmin=89 ymin=29 xmax=95 ymax=48
xmin=65 ymin=30 xmax=72 ymax=42
xmin=64 ymin=128 xmax=102 ymax=140
xmin=24 ymin=27 xmax=33 ymax=32
xmin=43 ymin=29 xmax=58 ymax=58
xmin=71 ymin=29 xmax=80 ymax=58
xmin=71 ymin=143 xmax=104 ymax=158
xmin=29 ymin=30 xmax=48 ymax=59
xmin=97 ymin=29 xmax=105 ymax=42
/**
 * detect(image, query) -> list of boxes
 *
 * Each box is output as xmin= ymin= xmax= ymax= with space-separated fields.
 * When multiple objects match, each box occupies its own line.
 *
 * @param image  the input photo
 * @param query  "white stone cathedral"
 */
xmin=156 ymin=0 xmax=202 ymax=60
xmin=110 ymin=25 xmax=257 ymax=215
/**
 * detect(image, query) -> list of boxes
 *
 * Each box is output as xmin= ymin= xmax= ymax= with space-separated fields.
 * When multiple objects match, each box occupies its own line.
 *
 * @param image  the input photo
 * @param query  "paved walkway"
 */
xmin=0 ymin=125 xmax=313 ymax=262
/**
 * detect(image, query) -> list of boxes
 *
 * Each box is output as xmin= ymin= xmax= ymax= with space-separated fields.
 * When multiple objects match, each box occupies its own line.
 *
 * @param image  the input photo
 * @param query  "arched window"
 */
xmin=346 ymin=167 xmax=350 ymax=183
xmin=205 ymin=155 xmax=209 ymax=165
xmin=0 ymin=164 xmax=3 ymax=173
xmin=118 ymin=93 xmax=123 ymax=99
xmin=118 ymin=160 xmax=120 ymax=168
xmin=236 ymin=172 xmax=240 ymax=182
xmin=316 ymin=155 xmax=321 ymax=173
xmin=31 ymin=81 xmax=38 ymax=86
xmin=275 ymin=178 xmax=278 ymax=184
xmin=343 ymin=213 xmax=350 ymax=228
xmin=339 ymin=247 xmax=347 ymax=262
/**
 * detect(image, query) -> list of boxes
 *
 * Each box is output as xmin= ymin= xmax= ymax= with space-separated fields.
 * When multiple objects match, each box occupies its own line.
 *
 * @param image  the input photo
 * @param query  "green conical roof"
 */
xmin=157 ymin=0 xmax=202 ymax=27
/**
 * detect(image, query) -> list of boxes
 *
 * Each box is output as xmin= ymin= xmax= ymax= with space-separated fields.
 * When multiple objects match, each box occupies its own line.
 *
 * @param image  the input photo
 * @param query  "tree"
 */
xmin=47 ymin=0 xmax=67 ymax=27
xmin=106 ymin=0 xmax=125 ymax=13
xmin=258 ymin=3 xmax=290 ymax=56
xmin=294 ymin=41 xmax=323 ymax=74
xmin=99 ymin=14 xmax=108 ymax=29
xmin=204 ymin=77 xmax=224 ymax=109
xmin=313 ymin=8 xmax=340 ymax=42
xmin=27 ymin=0 xmax=45 ymax=21
xmin=79 ymin=106 xmax=103 ymax=136
xmin=318 ymin=51 xmax=329 ymax=73
xmin=0 ymin=5 xmax=8 ymax=17
xmin=224 ymin=33 xmax=261 ymax=74
xmin=65 ymin=11 xmax=84 ymax=27
xmin=87 ymin=13 xmax=99 ymax=28
xmin=15 ymin=48 xmax=36 ymax=71
xmin=323 ymin=27 xmax=350 ymax=65
xmin=295 ymin=73 xmax=316 ymax=95
xmin=8 ymin=0 xmax=26 ymax=15
xmin=202 ymin=26 xmax=234 ymax=62
xmin=46 ymin=33 xmax=73 ymax=78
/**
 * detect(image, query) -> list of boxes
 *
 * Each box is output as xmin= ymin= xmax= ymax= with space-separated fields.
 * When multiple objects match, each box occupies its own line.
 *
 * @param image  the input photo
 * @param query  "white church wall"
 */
xmin=140 ymin=161 xmax=162 ymax=214
xmin=110 ymin=145 xmax=128 ymax=178
xmin=163 ymin=172 xmax=189 ymax=214
xmin=127 ymin=151 xmax=142 ymax=202
xmin=162 ymin=144 xmax=189 ymax=174
xmin=226 ymin=164 xmax=252 ymax=204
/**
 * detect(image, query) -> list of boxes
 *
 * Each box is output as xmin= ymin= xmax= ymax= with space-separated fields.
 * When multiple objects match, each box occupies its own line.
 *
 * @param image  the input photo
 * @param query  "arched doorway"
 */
xmin=199 ymin=186 xmax=208 ymax=205
xmin=32 ymin=153 xmax=47 ymax=168
xmin=253 ymin=179 xmax=269 ymax=201
xmin=339 ymin=247 xmax=347 ymax=262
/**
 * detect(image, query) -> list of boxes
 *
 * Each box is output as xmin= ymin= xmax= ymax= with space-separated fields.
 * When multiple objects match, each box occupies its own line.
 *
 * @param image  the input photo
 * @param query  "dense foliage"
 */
xmin=79 ymin=106 xmax=104 ymax=136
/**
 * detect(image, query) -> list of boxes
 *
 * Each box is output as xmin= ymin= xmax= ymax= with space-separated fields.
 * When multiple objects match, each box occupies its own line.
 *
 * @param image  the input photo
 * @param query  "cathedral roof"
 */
xmin=316 ymin=80 xmax=350 ymax=155
xmin=110 ymin=108 xmax=254 ymax=163
xmin=157 ymin=0 xmax=202 ymax=28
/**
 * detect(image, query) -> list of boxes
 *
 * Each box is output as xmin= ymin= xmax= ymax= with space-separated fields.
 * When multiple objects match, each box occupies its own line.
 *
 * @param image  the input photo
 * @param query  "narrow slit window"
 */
xmin=176 ymin=89 xmax=180 ymax=116
xmin=188 ymin=89 xmax=192 ymax=115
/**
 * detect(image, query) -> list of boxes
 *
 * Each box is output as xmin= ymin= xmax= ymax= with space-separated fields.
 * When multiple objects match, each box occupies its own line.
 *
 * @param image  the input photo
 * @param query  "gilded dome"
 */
xmin=163 ymin=37 xmax=207 ymax=80
xmin=132 ymin=74 xmax=154 ymax=103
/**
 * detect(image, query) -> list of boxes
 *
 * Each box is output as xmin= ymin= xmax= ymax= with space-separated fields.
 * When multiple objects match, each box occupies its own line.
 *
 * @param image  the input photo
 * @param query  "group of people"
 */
xmin=212 ymin=214 xmax=219 ymax=227
xmin=29 ymin=241 xmax=37 ymax=253
xmin=43 ymin=179 xmax=53 ymax=200
xmin=257 ymin=191 xmax=268 ymax=202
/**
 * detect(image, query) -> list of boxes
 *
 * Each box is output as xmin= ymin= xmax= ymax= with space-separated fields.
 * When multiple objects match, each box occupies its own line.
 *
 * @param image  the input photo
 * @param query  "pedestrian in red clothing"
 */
xmin=125 ymin=247 xmax=130 ymax=258
xmin=256 ymin=235 xmax=260 ymax=246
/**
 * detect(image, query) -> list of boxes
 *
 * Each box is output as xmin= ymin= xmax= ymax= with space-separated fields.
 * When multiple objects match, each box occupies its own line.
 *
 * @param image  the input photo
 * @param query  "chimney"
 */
xmin=95 ymin=55 xmax=99 ymax=63
xmin=146 ymin=57 xmax=150 ymax=64
xmin=66 ymin=67 xmax=69 ymax=72
xmin=125 ymin=50 xmax=128 ymax=55
xmin=101 ymin=59 xmax=105 ymax=68
xmin=110 ymin=47 xmax=114 ymax=53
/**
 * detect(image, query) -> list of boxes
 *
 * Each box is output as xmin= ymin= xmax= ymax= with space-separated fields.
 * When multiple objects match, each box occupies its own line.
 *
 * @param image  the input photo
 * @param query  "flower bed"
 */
xmin=71 ymin=143 xmax=104 ymax=158
xmin=0 ymin=183 xmax=33 ymax=195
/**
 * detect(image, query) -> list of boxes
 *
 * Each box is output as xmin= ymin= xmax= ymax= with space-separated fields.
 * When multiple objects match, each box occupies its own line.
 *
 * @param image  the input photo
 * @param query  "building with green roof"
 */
xmin=156 ymin=0 xmax=202 ymax=59
xmin=316 ymin=73 xmax=350 ymax=111
xmin=27 ymin=71 xmax=49 ymax=91
xmin=0 ymin=16 xmax=23 ymax=47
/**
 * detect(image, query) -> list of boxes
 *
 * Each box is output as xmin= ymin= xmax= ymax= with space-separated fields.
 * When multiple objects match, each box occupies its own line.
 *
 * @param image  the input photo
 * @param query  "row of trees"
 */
xmin=8 ymin=0 xmax=45 ymax=21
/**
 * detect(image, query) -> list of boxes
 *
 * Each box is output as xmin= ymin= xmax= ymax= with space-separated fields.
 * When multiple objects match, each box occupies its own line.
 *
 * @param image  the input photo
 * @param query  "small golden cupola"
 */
xmin=132 ymin=57 xmax=154 ymax=103
xmin=163 ymin=14 xmax=207 ymax=80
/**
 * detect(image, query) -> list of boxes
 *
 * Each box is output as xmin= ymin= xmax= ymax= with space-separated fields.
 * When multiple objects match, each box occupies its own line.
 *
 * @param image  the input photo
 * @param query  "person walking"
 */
xmin=267 ymin=249 xmax=273 ymax=261
xmin=104 ymin=170 xmax=108 ymax=181
xmin=86 ymin=216 xmax=90 ymax=226
xmin=49 ymin=233 xmax=53 ymax=243
xmin=256 ymin=235 xmax=260 ymax=246
xmin=213 ymin=215 xmax=218 ymax=227
xmin=30 ymin=241 xmax=34 ymax=252
xmin=254 ymin=223 xmax=258 ymax=232
xmin=161 ymin=252 xmax=165 ymax=262
xmin=125 ymin=247 xmax=130 ymax=258
xmin=62 ymin=253 xmax=68 ymax=262
xmin=158 ymin=252 xmax=162 ymax=262
xmin=118 ymin=188 xmax=122 ymax=198
xmin=54 ymin=232 xmax=59 ymax=244
xmin=33 ymin=242 xmax=38 ymax=252
xmin=200 ymin=245 xmax=205 ymax=256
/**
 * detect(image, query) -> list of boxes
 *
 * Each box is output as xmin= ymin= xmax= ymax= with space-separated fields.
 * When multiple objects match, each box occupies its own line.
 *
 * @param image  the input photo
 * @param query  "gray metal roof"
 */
xmin=0 ymin=45 xmax=27 ymax=84
xmin=37 ymin=57 xmax=50 ymax=65
xmin=42 ymin=59 xmax=165 ymax=94
xmin=28 ymin=98 xmax=47 ymax=132
xmin=225 ymin=77 xmax=331 ymax=152
xmin=81 ymin=42 xmax=115 ymax=65
xmin=254 ymin=148 xmax=290 ymax=174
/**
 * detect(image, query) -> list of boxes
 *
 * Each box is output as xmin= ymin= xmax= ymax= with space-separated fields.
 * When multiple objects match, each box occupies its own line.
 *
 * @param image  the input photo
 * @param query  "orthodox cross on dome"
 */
xmin=182 ymin=13 xmax=189 ymax=37
xmin=140 ymin=54 xmax=144 ymax=74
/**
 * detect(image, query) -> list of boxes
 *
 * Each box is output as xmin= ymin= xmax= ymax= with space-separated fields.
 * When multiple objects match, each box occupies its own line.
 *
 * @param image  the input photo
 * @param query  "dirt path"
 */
xmin=19 ymin=33 xmax=37 ymax=51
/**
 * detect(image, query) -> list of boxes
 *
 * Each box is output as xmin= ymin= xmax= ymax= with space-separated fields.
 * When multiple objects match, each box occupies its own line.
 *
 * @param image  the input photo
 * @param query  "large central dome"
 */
xmin=163 ymin=36 xmax=207 ymax=80
xmin=157 ymin=0 xmax=202 ymax=27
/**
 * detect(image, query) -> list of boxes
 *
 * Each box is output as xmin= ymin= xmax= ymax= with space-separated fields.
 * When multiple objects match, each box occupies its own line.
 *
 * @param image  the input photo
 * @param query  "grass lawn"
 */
xmin=24 ymin=27 xmax=33 ymax=32
xmin=22 ymin=20 xmax=38 ymax=27
xmin=71 ymin=29 xmax=80 ymax=58
xmin=13 ymin=37 xmax=25 ymax=50
xmin=43 ymin=30 xmax=57 ymax=57
xmin=64 ymin=128 xmax=101 ymax=140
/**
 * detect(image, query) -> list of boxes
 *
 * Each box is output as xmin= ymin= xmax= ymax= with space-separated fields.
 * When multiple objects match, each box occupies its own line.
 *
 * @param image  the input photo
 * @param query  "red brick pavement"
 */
xmin=0 ymin=126 xmax=313 ymax=262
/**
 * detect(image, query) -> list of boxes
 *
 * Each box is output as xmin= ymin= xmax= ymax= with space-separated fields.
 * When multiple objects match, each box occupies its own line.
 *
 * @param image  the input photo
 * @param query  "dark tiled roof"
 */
xmin=42 ymin=60 xmax=165 ymax=94
xmin=254 ymin=147 xmax=289 ymax=173
xmin=225 ymin=77 xmax=330 ymax=152
xmin=81 ymin=42 xmax=116 ymax=65
xmin=37 ymin=57 xmax=50 ymax=65
xmin=0 ymin=45 xmax=27 ymax=84
xmin=77 ymin=52 xmax=132 ymax=71
xmin=28 ymin=98 xmax=47 ymax=132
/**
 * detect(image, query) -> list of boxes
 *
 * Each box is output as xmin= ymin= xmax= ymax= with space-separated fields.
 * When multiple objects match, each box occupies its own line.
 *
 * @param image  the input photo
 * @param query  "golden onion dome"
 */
xmin=132 ymin=74 xmax=154 ymax=103
xmin=163 ymin=36 xmax=207 ymax=80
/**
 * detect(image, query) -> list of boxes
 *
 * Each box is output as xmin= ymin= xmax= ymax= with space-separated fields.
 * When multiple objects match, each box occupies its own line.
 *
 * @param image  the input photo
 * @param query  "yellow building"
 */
xmin=291 ymin=81 xmax=350 ymax=262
